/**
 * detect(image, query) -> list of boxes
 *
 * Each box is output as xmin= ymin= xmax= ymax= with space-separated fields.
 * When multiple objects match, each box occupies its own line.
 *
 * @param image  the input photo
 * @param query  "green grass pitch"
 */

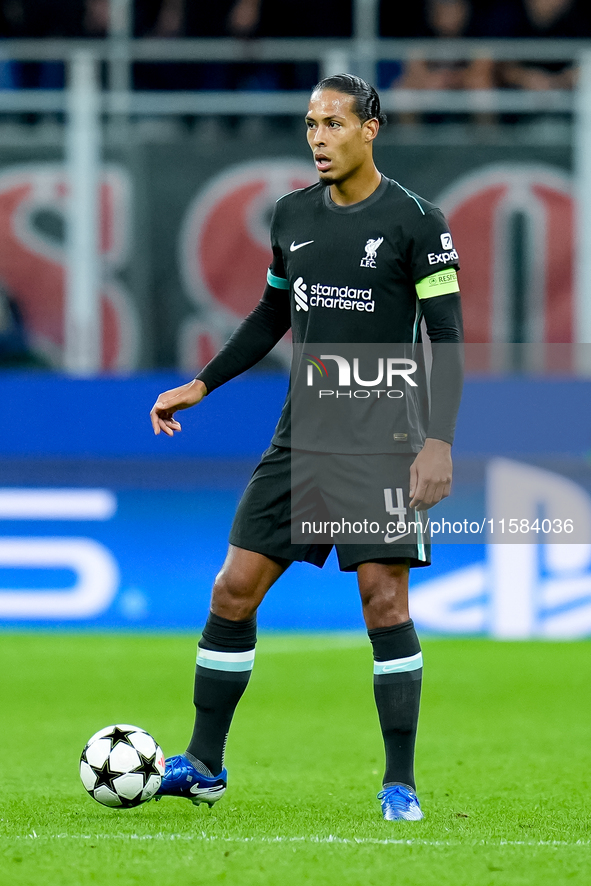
xmin=1 ymin=633 xmax=590 ymax=886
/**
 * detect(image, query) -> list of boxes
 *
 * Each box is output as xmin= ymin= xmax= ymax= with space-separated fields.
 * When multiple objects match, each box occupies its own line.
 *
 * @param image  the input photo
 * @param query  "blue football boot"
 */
xmin=155 ymin=754 xmax=227 ymax=807
xmin=378 ymin=784 xmax=424 ymax=821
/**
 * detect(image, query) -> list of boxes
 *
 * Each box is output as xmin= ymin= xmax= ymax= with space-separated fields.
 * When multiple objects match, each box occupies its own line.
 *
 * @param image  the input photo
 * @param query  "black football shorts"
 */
xmin=229 ymin=444 xmax=431 ymax=572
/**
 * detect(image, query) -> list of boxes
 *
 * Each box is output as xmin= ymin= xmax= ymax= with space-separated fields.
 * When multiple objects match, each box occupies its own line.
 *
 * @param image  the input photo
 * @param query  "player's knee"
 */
xmin=359 ymin=582 xmax=397 ymax=609
xmin=211 ymin=568 xmax=258 ymax=619
xmin=358 ymin=563 xmax=410 ymax=622
xmin=361 ymin=592 xmax=410 ymax=627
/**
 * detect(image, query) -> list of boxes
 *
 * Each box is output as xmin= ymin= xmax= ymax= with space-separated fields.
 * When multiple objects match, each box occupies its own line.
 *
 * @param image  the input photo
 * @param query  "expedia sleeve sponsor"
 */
xmin=409 ymin=208 xmax=460 ymax=281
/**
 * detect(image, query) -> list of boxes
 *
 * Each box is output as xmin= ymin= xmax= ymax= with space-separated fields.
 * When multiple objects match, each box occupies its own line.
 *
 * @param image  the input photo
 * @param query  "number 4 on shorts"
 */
xmin=384 ymin=488 xmax=407 ymax=520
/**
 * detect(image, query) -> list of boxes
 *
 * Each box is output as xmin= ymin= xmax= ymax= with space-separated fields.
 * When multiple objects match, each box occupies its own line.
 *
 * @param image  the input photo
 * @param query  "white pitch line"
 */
xmin=9 ymin=833 xmax=591 ymax=847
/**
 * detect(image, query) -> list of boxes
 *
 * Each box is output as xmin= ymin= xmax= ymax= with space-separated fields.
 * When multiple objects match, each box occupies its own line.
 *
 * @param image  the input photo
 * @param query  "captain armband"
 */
xmin=415 ymin=269 xmax=460 ymax=300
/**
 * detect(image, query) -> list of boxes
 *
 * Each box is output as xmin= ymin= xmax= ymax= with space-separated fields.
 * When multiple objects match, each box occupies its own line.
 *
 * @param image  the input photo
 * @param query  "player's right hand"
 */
xmin=150 ymin=379 xmax=208 ymax=436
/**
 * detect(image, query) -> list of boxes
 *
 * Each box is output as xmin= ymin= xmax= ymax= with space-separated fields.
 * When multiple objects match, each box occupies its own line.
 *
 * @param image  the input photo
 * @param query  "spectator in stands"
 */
xmin=389 ymin=0 xmax=495 ymax=125
xmin=133 ymin=0 xmax=352 ymax=93
xmin=133 ymin=0 xmax=262 ymax=92
xmin=396 ymin=0 xmax=495 ymax=93
xmin=486 ymin=0 xmax=591 ymax=90
xmin=84 ymin=0 xmax=109 ymax=37
xmin=134 ymin=0 xmax=183 ymax=37
xmin=183 ymin=0 xmax=351 ymax=92
xmin=182 ymin=0 xmax=271 ymax=92
xmin=87 ymin=0 xmax=183 ymax=39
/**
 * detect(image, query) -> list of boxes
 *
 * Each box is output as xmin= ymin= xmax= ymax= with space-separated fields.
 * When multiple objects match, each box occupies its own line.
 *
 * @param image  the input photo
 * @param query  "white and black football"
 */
xmin=80 ymin=724 xmax=166 ymax=808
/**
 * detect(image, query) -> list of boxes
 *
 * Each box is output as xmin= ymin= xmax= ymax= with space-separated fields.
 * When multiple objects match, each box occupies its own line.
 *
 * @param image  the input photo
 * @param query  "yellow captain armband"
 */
xmin=415 ymin=269 xmax=460 ymax=300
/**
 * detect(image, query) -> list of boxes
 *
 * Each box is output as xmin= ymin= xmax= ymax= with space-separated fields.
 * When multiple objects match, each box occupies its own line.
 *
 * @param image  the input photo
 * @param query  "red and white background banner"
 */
xmin=0 ymin=141 xmax=575 ymax=371
xmin=0 ymin=163 xmax=137 ymax=370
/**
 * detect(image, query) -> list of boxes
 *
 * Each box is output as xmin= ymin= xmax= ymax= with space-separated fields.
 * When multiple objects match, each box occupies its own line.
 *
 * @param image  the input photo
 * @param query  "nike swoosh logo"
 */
xmin=290 ymin=240 xmax=314 ymax=252
xmin=384 ymin=530 xmax=410 ymax=544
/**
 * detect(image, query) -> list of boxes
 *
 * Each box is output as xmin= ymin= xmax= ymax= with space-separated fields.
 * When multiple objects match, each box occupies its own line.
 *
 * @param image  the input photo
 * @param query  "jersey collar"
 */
xmin=322 ymin=174 xmax=389 ymax=214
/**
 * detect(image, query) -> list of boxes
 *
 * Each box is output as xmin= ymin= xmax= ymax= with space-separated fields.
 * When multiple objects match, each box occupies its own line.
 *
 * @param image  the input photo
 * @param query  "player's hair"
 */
xmin=311 ymin=74 xmax=388 ymax=126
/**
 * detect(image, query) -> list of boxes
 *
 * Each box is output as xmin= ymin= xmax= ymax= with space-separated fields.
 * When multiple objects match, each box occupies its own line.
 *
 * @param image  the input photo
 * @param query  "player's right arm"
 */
xmin=150 ymin=285 xmax=291 ymax=436
xmin=194 ymin=278 xmax=291 ymax=395
xmin=150 ymin=206 xmax=291 ymax=436
xmin=150 ymin=378 xmax=207 ymax=436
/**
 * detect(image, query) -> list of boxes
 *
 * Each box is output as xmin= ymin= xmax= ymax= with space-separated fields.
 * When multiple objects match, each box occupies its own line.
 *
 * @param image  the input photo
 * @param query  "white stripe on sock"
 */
xmin=196 ymin=648 xmax=256 ymax=672
xmin=373 ymin=651 xmax=423 ymax=675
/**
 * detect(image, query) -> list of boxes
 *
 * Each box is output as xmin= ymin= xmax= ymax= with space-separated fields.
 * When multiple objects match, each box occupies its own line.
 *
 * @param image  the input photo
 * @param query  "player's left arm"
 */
xmin=406 ymin=206 xmax=463 ymax=509
xmin=409 ymin=290 xmax=463 ymax=509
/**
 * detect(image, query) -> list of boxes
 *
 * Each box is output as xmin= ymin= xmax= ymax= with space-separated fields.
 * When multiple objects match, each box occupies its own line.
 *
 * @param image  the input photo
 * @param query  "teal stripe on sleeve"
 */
xmin=267 ymin=269 xmax=290 ymax=290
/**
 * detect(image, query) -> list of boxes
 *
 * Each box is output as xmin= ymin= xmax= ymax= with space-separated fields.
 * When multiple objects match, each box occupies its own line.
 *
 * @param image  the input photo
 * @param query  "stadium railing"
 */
xmin=0 ymin=36 xmax=589 ymax=371
xmin=0 ymin=37 xmax=587 ymax=115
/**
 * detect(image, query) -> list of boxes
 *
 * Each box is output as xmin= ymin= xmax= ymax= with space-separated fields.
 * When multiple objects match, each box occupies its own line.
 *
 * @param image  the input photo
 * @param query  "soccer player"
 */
xmin=150 ymin=74 xmax=463 ymax=821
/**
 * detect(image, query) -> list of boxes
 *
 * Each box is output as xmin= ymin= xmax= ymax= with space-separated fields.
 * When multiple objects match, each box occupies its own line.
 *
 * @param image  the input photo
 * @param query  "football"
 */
xmin=80 ymin=724 xmax=166 ymax=808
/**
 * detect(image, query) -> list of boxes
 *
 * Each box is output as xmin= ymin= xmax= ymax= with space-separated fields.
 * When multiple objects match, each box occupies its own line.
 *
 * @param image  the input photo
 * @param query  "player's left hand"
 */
xmin=409 ymin=438 xmax=452 ymax=510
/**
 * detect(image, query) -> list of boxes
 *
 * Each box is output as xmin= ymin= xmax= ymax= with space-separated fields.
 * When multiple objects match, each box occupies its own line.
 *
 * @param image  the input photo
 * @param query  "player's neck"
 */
xmin=329 ymin=164 xmax=382 ymax=206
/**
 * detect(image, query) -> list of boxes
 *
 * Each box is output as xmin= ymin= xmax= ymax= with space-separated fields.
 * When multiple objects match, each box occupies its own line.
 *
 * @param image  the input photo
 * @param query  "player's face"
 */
xmin=305 ymin=89 xmax=375 ymax=185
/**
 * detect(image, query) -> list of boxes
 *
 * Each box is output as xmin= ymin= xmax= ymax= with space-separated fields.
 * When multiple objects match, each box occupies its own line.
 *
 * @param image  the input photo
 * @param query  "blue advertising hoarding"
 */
xmin=1 ymin=373 xmax=591 ymax=636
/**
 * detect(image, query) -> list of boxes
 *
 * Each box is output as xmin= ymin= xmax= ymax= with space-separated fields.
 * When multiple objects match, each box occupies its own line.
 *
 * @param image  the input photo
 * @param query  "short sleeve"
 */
xmin=409 ymin=208 xmax=460 ymax=283
xmin=267 ymin=204 xmax=289 ymax=290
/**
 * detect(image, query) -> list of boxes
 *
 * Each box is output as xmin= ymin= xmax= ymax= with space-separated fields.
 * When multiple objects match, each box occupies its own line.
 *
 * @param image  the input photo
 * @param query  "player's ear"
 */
xmin=363 ymin=118 xmax=380 ymax=143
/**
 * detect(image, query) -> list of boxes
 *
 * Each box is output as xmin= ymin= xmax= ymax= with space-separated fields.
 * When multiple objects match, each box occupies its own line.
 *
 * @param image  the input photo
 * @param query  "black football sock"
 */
xmin=186 ymin=611 xmax=257 ymax=775
xmin=368 ymin=619 xmax=422 ymax=790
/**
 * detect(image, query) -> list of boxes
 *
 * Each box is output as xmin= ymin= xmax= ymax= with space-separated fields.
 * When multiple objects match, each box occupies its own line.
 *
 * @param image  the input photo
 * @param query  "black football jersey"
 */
xmin=266 ymin=175 xmax=461 ymax=453
xmin=267 ymin=174 xmax=460 ymax=345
